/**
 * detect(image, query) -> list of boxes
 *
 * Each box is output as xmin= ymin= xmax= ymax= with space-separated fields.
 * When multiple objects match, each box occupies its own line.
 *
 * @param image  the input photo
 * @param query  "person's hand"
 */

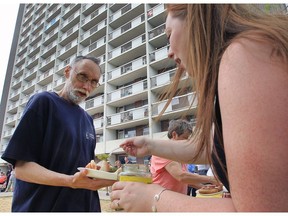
xmin=120 ymin=136 xmax=153 ymax=157
xmin=209 ymin=176 xmax=220 ymax=186
xmin=70 ymin=169 xmax=116 ymax=191
xmin=110 ymin=181 xmax=164 ymax=212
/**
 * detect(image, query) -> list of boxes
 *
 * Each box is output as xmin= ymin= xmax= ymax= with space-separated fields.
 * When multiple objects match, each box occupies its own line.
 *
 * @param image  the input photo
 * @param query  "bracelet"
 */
xmin=151 ymin=188 xmax=168 ymax=212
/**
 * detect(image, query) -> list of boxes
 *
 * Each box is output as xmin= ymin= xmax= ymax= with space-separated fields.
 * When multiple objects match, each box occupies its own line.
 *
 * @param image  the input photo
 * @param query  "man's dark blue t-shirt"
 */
xmin=1 ymin=91 xmax=101 ymax=212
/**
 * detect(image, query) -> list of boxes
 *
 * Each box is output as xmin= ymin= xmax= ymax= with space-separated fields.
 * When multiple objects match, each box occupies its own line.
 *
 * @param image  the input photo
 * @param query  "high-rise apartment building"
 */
xmin=2 ymin=3 xmax=285 ymax=168
xmin=0 ymin=3 xmax=196 ymax=166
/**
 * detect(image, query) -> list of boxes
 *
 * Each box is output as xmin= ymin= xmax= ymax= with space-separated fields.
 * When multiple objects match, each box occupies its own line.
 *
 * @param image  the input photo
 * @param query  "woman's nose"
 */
xmin=168 ymin=47 xmax=174 ymax=59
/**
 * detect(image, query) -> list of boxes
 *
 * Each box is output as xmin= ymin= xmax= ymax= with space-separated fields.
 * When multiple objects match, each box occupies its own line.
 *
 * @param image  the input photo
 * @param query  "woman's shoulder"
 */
xmin=223 ymin=37 xmax=277 ymax=64
xmin=219 ymin=36 xmax=287 ymax=80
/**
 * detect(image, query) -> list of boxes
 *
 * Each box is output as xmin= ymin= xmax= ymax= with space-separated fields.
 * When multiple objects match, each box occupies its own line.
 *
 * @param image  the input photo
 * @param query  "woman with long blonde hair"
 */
xmin=110 ymin=4 xmax=288 ymax=211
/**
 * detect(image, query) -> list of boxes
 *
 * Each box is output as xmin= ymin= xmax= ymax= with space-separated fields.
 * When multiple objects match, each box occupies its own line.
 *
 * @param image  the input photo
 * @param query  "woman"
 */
xmin=110 ymin=4 xmax=288 ymax=211
xmin=150 ymin=119 xmax=218 ymax=194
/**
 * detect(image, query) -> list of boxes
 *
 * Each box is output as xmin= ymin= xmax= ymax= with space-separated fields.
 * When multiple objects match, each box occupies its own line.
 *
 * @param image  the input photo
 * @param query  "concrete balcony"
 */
xmin=5 ymin=114 xmax=17 ymax=126
xmin=2 ymin=128 xmax=16 ymax=139
xmin=107 ymin=79 xmax=148 ymax=107
xmin=81 ymin=4 xmax=107 ymax=30
xmin=7 ymin=100 xmax=19 ymax=113
xmin=80 ymin=35 xmax=106 ymax=57
xmin=39 ymin=53 xmax=56 ymax=72
xmin=59 ymin=24 xmax=80 ymax=46
xmin=37 ymin=68 xmax=54 ymax=86
xmin=22 ymin=79 xmax=36 ymax=94
xmin=57 ymin=39 xmax=78 ymax=60
xmin=85 ymin=94 xmax=105 ymax=115
xmin=41 ymin=40 xmax=57 ymax=58
xmin=107 ymin=55 xmax=147 ymax=86
xmin=54 ymin=76 xmax=66 ymax=90
xmin=61 ymin=9 xmax=81 ymax=32
xmin=108 ymin=33 xmax=146 ymax=66
xmin=80 ymin=19 xmax=107 ymax=44
xmin=93 ymin=117 xmax=104 ymax=130
xmin=108 ymin=13 xmax=145 ymax=47
xmin=151 ymin=92 xmax=197 ymax=120
xmin=107 ymin=105 xmax=149 ymax=129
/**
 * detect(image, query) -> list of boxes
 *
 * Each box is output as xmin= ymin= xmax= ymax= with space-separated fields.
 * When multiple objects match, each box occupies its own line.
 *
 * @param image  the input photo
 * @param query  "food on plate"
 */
xmin=85 ymin=159 xmax=111 ymax=172
xmin=198 ymin=184 xmax=223 ymax=194
xmin=85 ymin=160 xmax=101 ymax=170
xmin=96 ymin=153 xmax=110 ymax=161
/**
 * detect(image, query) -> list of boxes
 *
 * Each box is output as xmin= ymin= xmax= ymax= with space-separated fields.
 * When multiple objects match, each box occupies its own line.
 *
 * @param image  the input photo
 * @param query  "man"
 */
xmin=1 ymin=56 xmax=114 ymax=212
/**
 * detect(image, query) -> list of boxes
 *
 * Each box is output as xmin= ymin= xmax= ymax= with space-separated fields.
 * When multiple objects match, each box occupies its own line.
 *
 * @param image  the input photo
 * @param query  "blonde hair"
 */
xmin=164 ymin=4 xmax=288 ymax=178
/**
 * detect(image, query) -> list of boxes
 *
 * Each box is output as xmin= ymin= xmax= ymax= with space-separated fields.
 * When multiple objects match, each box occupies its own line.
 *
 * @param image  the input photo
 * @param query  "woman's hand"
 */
xmin=120 ymin=136 xmax=153 ymax=157
xmin=110 ymin=181 xmax=164 ymax=212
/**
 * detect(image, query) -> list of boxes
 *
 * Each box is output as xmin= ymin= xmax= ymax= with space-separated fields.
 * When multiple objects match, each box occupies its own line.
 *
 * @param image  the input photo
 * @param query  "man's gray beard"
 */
xmin=67 ymin=91 xmax=81 ymax=104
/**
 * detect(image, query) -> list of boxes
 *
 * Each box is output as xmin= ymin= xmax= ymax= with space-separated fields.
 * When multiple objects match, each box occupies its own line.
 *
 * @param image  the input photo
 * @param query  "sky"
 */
xmin=0 ymin=3 xmax=19 ymax=102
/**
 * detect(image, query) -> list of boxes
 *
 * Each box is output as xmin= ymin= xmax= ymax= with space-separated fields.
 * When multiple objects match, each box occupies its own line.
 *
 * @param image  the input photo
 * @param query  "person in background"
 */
xmin=124 ymin=156 xmax=132 ymax=164
xmin=0 ymin=171 xmax=7 ymax=192
xmin=114 ymin=160 xmax=122 ymax=171
xmin=186 ymin=164 xmax=196 ymax=196
xmin=1 ymin=55 xmax=115 ymax=212
xmin=195 ymin=164 xmax=209 ymax=176
xmin=150 ymin=119 xmax=218 ymax=194
xmin=5 ymin=168 xmax=15 ymax=192
xmin=187 ymin=164 xmax=210 ymax=197
xmin=110 ymin=4 xmax=288 ymax=212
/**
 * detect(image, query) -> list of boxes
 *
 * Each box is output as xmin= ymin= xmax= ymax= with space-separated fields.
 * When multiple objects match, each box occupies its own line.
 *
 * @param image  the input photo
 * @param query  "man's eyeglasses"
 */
xmin=75 ymin=72 xmax=100 ymax=88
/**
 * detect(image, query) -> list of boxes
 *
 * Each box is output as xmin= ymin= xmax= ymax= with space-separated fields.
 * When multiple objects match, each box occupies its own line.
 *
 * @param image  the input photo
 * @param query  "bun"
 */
xmin=198 ymin=184 xmax=223 ymax=194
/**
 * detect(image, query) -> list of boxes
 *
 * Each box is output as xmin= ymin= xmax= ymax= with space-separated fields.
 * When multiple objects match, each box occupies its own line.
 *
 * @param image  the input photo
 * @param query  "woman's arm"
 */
xmin=219 ymin=38 xmax=288 ymax=211
xmin=110 ymin=181 xmax=236 ymax=211
xmin=165 ymin=161 xmax=218 ymax=186
xmin=15 ymin=160 xmax=115 ymax=190
xmin=121 ymin=136 xmax=208 ymax=164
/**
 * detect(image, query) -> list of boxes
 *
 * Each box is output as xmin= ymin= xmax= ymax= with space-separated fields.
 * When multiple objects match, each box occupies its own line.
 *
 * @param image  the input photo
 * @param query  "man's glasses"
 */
xmin=75 ymin=72 xmax=100 ymax=88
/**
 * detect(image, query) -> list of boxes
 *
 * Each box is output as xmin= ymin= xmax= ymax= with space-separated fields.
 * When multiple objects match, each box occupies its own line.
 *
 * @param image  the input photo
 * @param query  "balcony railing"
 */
xmin=5 ymin=115 xmax=17 ymax=124
xmin=109 ymin=3 xmax=141 ymax=22
xmin=149 ymin=45 xmax=169 ymax=63
xmin=150 ymin=68 xmax=187 ymax=88
xmin=7 ymin=100 xmax=19 ymax=111
xmin=80 ymin=19 xmax=107 ymax=41
xmin=147 ymin=4 xmax=165 ymax=19
xmin=58 ymin=39 xmax=78 ymax=56
xmin=85 ymin=94 xmax=104 ymax=109
xmin=37 ymin=68 xmax=54 ymax=82
xmin=148 ymin=23 xmax=165 ymax=40
xmin=107 ymin=55 xmax=146 ymax=81
xmin=93 ymin=117 xmax=104 ymax=129
xmin=108 ymin=33 xmax=145 ymax=60
xmin=107 ymin=105 xmax=148 ymax=126
xmin=80 ymin=36 xmax=106 ymax=56
xmin=81 ymin=4 xmax=107 ymax=26
xmin=109 ymin=13 xmax=144 ymax=41
xmin=152 ymin=92 xmax=197 ymax=116
xmin=107 ymin=79 xmax=147 ymax=102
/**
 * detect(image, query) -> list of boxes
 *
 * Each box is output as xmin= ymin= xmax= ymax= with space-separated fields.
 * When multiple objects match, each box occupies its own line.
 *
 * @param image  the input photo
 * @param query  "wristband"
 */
xmin=151 ymin=188 xmax=168 ymax=212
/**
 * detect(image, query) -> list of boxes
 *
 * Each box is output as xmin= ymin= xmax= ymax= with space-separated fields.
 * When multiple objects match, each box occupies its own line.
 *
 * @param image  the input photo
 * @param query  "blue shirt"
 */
xmin=2 ymin=92 xmax=100 ymax=212
xmin=187 ymin=164 xmax=196 ymax=173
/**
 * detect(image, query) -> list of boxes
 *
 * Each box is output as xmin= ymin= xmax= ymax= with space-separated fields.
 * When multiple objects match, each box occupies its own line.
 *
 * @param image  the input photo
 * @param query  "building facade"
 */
xmin=0 ymin=3 xmax=196 ymax=166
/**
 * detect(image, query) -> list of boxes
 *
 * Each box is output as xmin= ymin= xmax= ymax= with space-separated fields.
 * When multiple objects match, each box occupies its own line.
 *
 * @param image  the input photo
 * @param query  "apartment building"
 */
xmin=0 ymin=3 xmax=196 ymax=167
